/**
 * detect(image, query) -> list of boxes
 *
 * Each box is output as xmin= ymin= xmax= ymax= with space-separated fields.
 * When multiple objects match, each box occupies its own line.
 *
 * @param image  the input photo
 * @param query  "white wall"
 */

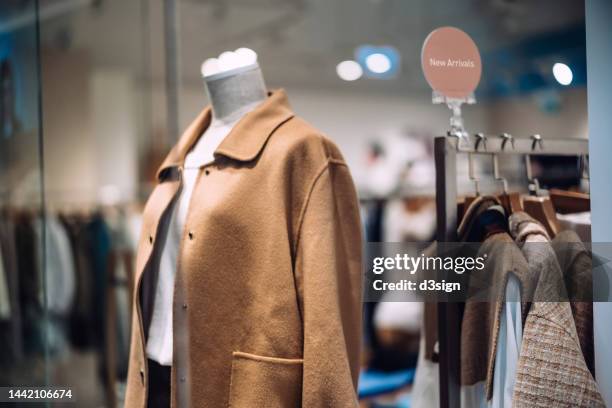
xmin=38 ymin=49 xmax=140 ymax=207
xmin=587 ymin=0 xmax=612 ymax=402
xmin=484 ymin=88 xmax=588 ymax=140
xmin=91 ymin=70 xmax=139 ymax=205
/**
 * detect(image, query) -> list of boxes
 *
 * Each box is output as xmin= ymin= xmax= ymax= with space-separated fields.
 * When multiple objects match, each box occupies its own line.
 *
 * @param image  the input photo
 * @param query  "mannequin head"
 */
xmin=200 ymin=48 xmax=267 ymax=121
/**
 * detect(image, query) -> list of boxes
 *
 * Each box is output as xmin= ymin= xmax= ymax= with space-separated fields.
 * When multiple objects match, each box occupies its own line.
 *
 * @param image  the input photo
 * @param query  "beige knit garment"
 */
xmin=509 ymin=212 xmax=604 ymax=408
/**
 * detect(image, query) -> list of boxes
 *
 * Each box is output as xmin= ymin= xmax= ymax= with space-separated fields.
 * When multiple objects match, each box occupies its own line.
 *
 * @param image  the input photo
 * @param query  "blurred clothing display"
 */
xmin=0 ymin=207 xmax=137 ymax=407
xmin=14 ymin=213 xmax=44 ymax=355
xmin=384 ymin=198 xmax=436 ymax=243
xmin=60 ymin=214 xmax=98 ymax=349
xmin=414 ymin=197 xmax=600 ymax=407
xmin=0 ymin=247 xmax=10 ymax=318
xmin=411 ymin=334 xmax=439 ymax=408
xmin=0 ymin=215 xmax=23 ymax=364
xmin=360 ymin=131 xmax=434 ymax=199
xmin=33 ymin=215 xmax=76 ymax=315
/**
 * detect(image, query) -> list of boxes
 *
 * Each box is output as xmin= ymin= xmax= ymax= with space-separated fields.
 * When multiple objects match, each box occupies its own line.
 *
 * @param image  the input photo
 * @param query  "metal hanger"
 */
xmin=494 ymin=133 xmax=522 ymax=213
xmin=525 ymin=134 xmax=543 ymax=196
xmin=523 ymin=134 xmax=560 ymax=236
xmin=468 ymin=133 xmax=486 ymax=196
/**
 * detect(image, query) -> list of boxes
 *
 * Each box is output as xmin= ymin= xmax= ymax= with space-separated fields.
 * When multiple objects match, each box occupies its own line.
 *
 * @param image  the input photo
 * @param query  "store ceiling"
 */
xmin=8 ymin=0 xmax=586 ymax=97
xmin=175 ymin=0 xmax=585 ymax=94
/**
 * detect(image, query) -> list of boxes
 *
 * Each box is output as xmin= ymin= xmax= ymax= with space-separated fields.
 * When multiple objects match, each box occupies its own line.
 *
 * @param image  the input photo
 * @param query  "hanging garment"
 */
xmin=416 ymin=197 xmax=525 ymax=406
xmin=0 ymin=243 xmax=10 ymax=318
xmin=411 ymin=330 xmax=440 ymax=408
xmin=60 ymin=214 xmax=97 ymax=349
xmin=508 ymin=212 xmax=604 ymax=408
xmin=105 ymin=211 xmax=137 ymax=380
xmin=0 ymin=216 xmax=23 ymax=363
xmin=14 ymin=213 xmax=44 ymax=355
xmin=552 ymin=229 xmax=595 ymax=376
xmin=413 ymin=198 xmax=526 ymax=407
xmin=33 ymin=216 xmax=76 ymax=315
xmin=31 ymin=215 xmax=77 ymax=357
xmin=456 ymin=197 xmax=531 ymax=394
xmin=460 ymin=232 xmax=532 ymax=397
xmin=421 ymin=195 xmax=505 ymax=364
xmin=125 ymin=90 xmax=363 ymax=408
xmin=455 ymin=196 xmax=537 ymax=407
xmin=86 ymin=213 xmax=113 ymax=347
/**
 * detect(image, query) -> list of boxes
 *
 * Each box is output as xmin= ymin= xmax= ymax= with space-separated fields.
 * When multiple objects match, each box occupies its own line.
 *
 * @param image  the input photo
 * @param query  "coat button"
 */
xmin=180 ymin=376 xmax=186 ymax=383
xmin=188 ymin=231 xmax=194 ymax=240
xmin=182 ymin=303 xmax=188 ymax=309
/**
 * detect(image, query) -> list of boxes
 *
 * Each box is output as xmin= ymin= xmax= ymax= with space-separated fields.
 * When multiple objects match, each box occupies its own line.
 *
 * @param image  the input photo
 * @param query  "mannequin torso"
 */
xmin=146 ymin=64 xmax=267 ymax=365
xmin=185 ymin=64 xmax=267 ymax=167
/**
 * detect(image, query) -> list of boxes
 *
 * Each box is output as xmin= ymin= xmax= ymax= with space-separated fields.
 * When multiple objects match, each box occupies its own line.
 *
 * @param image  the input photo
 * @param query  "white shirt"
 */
xmin=146 ymin=112 xmax=248 ymax=366
xmin=461 ymin=273 xmax=522 ymax=407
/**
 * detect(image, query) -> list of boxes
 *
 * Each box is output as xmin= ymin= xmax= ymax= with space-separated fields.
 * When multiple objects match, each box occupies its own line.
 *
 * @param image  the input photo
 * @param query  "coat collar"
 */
xmin=156 ymin=89 xmax=294 ymax=180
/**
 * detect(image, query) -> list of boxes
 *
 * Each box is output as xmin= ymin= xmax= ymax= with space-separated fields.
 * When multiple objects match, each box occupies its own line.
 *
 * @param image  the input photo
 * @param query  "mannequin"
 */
xmin=144 ymin=49 xmax=267 ymax=407
xmin=186 ymin=48 xmax=267 ymax=166
xmin=127 ymin=46 xmax=363 ymax=408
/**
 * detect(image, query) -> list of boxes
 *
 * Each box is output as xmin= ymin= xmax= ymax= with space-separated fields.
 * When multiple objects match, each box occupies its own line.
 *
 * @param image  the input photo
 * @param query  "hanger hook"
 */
xmin=467 ymin=133 xmax=487 ymax=196
xmin=447 ymin=128 xmax=470 ymax=151
xmin=579 ymin=154 xmax=590 ymax=180
xmin=493 ymin=134 xmax=511 ymax=194
xmin=531 ymin=133 xmax=543 ymax=151
xmin=474 ymin=133 xmax=487 ymax=152
xmin=526 ymin=134 xmax=542 ymax=195
xmin=579 ymin=154 xmax=590 ymax=195
xmin=500 ymin=133 xmax=515 ymax=151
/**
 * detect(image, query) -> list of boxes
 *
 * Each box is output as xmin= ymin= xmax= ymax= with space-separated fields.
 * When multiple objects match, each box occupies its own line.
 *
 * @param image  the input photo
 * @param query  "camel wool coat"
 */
xmin=125 ymin=90 xmax=363 ymax=408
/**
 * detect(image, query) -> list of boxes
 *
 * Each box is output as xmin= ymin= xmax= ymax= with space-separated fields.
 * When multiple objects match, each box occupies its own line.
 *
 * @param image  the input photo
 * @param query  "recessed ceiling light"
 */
xmin=365 ymin=53 xmax=391 ymax=74
xmin=336 ymin=60 xmax=363 ymax=81
xmin=552 ymin=62 xmax=573 ymax=86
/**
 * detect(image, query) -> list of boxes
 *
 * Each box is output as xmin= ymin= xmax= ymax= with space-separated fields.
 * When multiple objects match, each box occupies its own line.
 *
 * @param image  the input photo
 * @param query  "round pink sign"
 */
xmin=421 ymin=27 xmax=482 ymax=99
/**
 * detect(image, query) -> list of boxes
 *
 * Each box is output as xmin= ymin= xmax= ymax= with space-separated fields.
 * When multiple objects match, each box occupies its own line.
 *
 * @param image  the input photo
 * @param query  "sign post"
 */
xmin=422 ymin=26 xmax=482 ymax=146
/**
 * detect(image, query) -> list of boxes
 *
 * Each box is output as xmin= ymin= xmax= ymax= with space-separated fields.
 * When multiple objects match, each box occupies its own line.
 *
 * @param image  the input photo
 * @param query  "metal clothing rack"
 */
xmin=433 ymin=133 xmax=590 ymax=408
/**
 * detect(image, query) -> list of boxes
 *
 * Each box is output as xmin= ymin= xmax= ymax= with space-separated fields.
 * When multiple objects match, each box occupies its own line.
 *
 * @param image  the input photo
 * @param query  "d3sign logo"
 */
xmin=421 ymin=26 xmax=482 ymax=99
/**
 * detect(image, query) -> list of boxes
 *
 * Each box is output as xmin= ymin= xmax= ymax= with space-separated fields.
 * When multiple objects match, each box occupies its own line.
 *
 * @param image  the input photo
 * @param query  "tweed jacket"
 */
xmin=552 ymin=229 xmax=595 ymax=376
xmin=124 ymin=90 xmax=363 ymax=408
xmin=509 ymin=212 xmax=604 ymax=407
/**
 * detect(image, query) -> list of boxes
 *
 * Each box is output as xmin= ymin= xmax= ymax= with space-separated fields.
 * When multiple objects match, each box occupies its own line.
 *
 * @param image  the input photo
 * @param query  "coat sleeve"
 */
xmin=294 ymin=161 xmax=363 ymax=407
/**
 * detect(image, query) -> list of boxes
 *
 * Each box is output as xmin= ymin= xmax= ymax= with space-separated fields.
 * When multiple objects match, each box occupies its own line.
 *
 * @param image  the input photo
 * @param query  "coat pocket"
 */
xmin=228 ymin=351 xmax=303 ymax=408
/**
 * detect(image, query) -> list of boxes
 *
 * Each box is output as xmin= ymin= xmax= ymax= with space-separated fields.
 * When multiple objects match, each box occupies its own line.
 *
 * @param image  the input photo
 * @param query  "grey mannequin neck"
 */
xmin=204 ymin=65 xmax=268 ymax=122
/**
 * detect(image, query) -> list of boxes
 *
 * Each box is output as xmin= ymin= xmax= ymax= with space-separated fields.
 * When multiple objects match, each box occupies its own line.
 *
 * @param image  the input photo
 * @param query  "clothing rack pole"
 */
xmin=435 ymin=136 xmax=461 ymax=408
xmin=433 ymin=135 xmax=589 ymax=408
